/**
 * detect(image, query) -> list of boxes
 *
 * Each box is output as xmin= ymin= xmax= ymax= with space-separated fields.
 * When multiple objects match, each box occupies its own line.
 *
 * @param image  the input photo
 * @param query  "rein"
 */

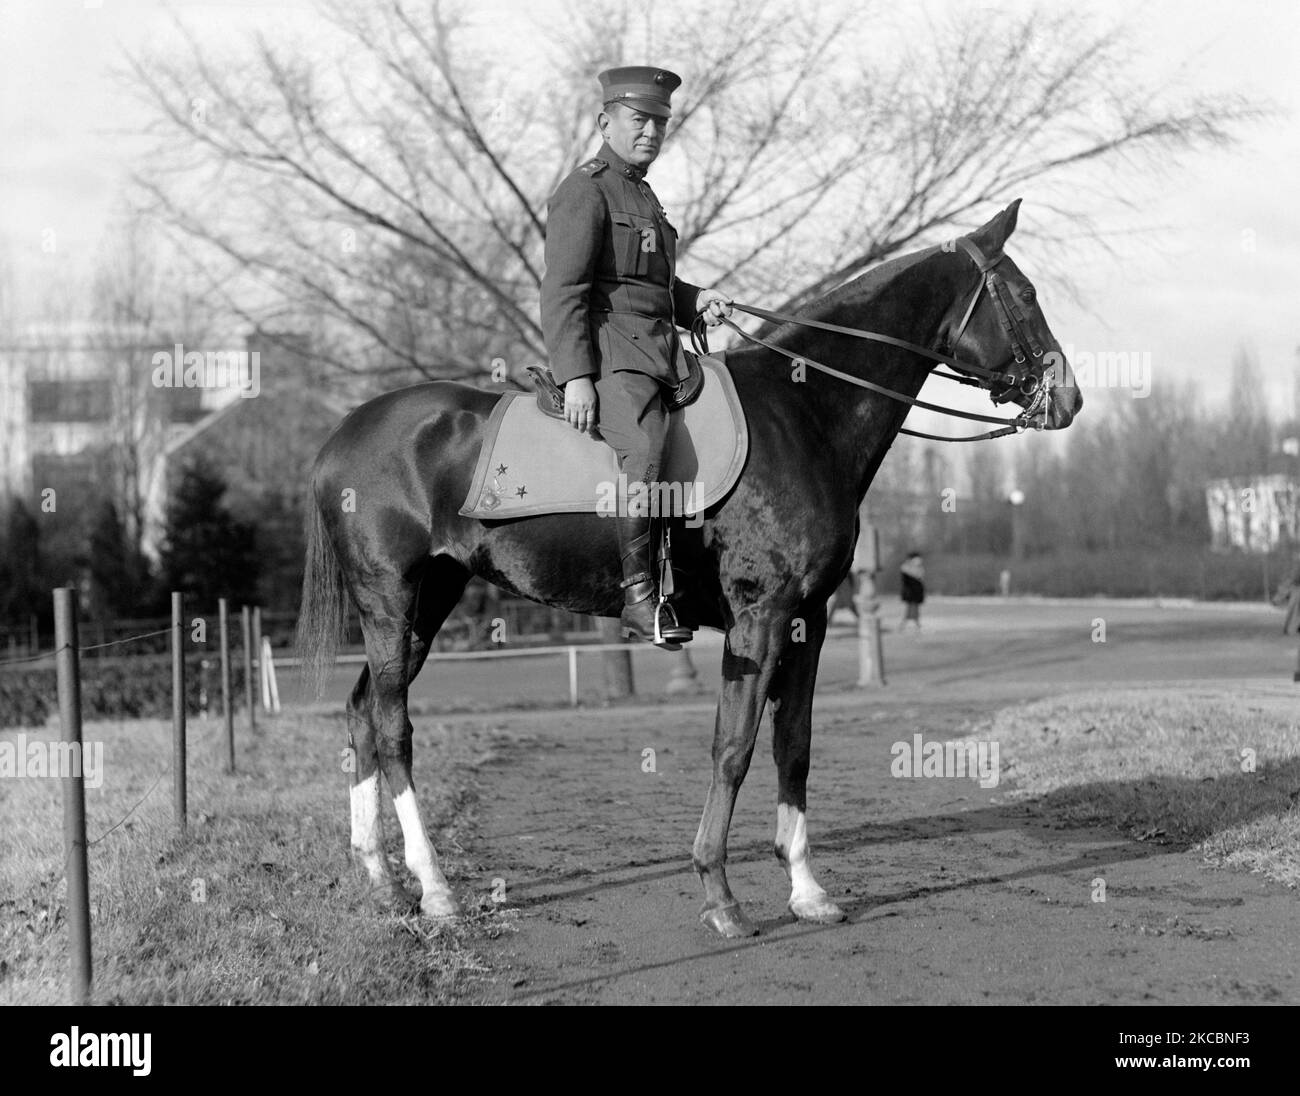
xmin=696 ymin=237 xmax=1052 ymax=443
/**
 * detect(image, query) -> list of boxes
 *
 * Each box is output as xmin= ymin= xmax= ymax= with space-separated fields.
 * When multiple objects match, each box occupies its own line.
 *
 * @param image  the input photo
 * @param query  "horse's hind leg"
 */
xmin=358 ymin=557 xmax=469 ymax=919
xmin=770 ymin=601 xmax=845 ymax=924
xmin=347 ymin=664 xmax=414 ymax=910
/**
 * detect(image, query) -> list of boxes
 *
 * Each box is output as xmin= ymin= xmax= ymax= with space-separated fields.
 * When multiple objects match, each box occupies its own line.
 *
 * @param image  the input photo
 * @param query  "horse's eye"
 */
xmin=1022 ymin=286 xmax=1036 ymax=303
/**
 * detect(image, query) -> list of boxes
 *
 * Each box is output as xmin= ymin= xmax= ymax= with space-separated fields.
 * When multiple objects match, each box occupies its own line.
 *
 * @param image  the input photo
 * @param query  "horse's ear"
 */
xmin=970 ymin=198 xmax=1023 ymax=253
xmin=1001 ymin=198 xmax=1022 ymax=241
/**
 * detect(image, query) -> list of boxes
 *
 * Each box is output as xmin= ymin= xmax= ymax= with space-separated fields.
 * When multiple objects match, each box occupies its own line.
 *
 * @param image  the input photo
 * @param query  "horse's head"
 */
xmin=935 ymin=199 xmax=1080 ymax=430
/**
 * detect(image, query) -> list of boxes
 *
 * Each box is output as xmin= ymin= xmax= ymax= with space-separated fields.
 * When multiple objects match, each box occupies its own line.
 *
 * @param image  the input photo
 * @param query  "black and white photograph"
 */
xmin=0 ymin=0 xmax=1296 ymax=1055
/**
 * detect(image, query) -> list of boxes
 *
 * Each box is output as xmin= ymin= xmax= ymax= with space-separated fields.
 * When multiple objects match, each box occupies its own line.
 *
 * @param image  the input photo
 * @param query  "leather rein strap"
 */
xmin=703 ymin=236 xmax=1050 ymax=443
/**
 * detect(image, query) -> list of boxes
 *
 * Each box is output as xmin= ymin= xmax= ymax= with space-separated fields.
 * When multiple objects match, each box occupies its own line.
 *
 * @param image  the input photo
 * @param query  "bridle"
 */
xmin=940 ymin=237 xmax=1045 ymax=402
xmin=695 ymin=236 xmax=1056 ymax=442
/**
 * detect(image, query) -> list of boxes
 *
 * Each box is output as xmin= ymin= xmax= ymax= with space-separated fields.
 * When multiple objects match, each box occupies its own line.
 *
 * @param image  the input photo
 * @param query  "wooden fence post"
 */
xmin=172 ymin=592 xmax=187 ymax=833
xmin=241 ymin=605 xmax=256 ymax=735
xmin=219 ymin=598 xmax=234 ymax=774
xmin=54 ymin=587 xmax=92 ymax=1004
xmin=252 ymin=607 xmax=264 ymax=712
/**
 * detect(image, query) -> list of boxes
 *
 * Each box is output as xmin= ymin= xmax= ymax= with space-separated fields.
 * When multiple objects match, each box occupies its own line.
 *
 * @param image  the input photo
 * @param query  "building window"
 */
xmin=29 ymin=380 xmax=113 ymax=423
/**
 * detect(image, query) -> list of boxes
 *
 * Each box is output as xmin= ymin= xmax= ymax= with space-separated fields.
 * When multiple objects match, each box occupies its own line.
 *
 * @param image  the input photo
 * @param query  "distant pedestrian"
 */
xmin=1273 ymin=554 xmax=1300 ymax=636
xmin=900 ymin=551 xmax=925 ymax=631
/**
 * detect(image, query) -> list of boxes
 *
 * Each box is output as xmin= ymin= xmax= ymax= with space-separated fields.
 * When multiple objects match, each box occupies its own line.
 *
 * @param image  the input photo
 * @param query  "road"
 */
xmin=302 ymin=596 xmax=1300 ymax=1005
xmin=279 ymin=596 xmax=1294 ymax=712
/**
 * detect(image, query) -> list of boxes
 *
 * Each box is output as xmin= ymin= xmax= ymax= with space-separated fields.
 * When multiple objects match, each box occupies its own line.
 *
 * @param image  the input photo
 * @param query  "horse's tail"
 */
xmin=296 ymin=484 xmax=350 ymax=699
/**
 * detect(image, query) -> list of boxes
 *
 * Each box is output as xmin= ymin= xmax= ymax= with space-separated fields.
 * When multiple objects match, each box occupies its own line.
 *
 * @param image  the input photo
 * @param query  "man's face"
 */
xmin=599 ymin=103 xmax=667 ymax=167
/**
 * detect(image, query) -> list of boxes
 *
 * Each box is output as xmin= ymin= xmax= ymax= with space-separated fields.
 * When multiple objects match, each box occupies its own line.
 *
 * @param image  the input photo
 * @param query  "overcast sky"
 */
xmin=1 ymin=0 xmax=1296 ymax=426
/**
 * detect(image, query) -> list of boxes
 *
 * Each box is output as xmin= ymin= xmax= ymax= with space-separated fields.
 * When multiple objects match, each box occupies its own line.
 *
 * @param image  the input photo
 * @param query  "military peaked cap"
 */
xmin=598 ymin=66 xmax=681 ymax=119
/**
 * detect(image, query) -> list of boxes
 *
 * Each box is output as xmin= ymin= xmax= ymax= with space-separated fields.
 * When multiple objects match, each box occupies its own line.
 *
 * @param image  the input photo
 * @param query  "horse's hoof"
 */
xmin=368 ymin=879 xmax=418 ymax=913
xmin=700 ymin=902 xmax=758 ymax=938
xmin=420 ymin=891 xmax=460 ymax=920
xmin=789 ymin=893 xmax=847 ymax=924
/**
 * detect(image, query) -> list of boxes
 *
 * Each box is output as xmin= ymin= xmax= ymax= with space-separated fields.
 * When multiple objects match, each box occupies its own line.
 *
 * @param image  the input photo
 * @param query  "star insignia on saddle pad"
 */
xmin=515 ymin=486 xmax=527 ymax=498
xmin=496 ymin=463 xmax=508 ymax=475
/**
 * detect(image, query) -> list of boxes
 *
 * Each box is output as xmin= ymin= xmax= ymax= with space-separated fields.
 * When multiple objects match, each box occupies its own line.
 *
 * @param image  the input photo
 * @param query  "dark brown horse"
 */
xmin=297 ymin=200 xmax=1079 ymax=937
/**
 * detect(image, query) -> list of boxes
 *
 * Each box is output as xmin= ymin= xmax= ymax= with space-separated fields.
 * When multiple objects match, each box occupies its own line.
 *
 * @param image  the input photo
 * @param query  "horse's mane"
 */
xmin=767 ymin=245 xmax=939 ymax=350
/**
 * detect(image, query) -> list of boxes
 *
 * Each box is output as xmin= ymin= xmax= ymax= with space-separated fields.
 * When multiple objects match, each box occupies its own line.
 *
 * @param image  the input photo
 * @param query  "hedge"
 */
xmin=0 ymin=654 xmax=247 ymax=730
xmin=879 ymin=546 xmax=1283 ymax=602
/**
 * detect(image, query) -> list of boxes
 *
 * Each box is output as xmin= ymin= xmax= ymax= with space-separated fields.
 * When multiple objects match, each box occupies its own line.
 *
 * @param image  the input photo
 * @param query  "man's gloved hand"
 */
xmin=696 ymin=288 xmax=733 ymax=327
xmin=563 ymin=376 xmax=597 ymax=434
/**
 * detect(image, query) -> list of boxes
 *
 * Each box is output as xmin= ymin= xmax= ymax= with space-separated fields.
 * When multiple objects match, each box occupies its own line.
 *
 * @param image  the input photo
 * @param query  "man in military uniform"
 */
xmin=541 ymin=65 xmax=732 ymax=649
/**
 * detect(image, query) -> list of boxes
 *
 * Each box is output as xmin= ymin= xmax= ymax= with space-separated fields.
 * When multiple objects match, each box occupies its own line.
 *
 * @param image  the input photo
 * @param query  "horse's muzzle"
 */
xmin=1044 ymin=385 xmax=1081 ymax=429
xmin=1040 ymin=350 xmax=1081 ymax=430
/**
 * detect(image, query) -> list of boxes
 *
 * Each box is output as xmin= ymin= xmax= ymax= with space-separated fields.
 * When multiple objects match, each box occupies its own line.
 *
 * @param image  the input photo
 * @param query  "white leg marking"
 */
xmin=393 ymin=787 xmax=458 ymax=918
xmin=350 ymin=773 xmax=390 ymax=887
xmin=777 ymin=803 xmax=845 ymax=922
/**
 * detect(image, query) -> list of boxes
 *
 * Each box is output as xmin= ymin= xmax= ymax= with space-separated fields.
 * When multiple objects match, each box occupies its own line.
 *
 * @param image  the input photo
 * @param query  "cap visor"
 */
xmin=608 ymin=97 xmax=671 ymax=119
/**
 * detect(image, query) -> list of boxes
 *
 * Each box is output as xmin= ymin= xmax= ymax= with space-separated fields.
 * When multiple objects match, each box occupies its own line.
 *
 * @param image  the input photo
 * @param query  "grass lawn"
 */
xmin=0 ymin=709 xmax=517 ymax=1004
xmin=981 ymin=685 xmax=1300 ymax=886
xmin=5 ymin=679 xmax=1296 ymax=1004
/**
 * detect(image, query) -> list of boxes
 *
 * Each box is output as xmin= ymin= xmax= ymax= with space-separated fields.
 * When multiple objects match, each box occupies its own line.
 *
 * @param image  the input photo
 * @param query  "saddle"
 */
xmin=524 ymin=352 xmax=706 ymax=421
xmin=458 ymin=353 xmax=747 ymax=521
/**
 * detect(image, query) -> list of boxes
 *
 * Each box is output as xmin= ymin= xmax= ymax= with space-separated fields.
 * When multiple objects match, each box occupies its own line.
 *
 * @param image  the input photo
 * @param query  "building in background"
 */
xmin=0 ymin=323 xmax=343 ymax=562
xmin=1205 ymin=474 xmax=1299 ymax=553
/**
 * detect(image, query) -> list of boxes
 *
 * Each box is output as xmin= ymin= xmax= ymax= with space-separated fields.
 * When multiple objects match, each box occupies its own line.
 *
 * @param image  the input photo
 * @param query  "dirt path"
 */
xmin=444 ymin=674 xmax=1298 ymax=1005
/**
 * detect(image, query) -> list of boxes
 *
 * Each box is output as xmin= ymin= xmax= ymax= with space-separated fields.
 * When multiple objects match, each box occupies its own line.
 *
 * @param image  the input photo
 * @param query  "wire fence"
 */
xmin=19 ymin=587 xmax=267 ymax=1005
xmin=0 ymin=595 xmax=601 ymax=665
xmin=14 ymin=584 xmax=698 ymax=1004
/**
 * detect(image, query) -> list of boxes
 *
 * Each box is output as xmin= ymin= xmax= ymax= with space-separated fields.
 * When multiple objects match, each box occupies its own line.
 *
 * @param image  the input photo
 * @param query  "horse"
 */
xmin=297 ymin=198 xmax=1080 ymax=938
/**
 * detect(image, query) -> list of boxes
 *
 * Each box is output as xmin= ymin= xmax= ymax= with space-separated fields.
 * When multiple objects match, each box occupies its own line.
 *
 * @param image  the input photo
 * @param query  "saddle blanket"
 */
xmin=458 ymin=354 xmax=748 ymax=520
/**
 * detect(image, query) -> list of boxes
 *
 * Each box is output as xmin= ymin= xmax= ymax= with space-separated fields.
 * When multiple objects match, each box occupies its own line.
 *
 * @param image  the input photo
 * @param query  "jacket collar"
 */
xmin=597 ymin=141 xmax=648 ymax=183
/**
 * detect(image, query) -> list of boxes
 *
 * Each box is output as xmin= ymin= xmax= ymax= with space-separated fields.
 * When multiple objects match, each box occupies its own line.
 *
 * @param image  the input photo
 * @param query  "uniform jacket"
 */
xmin=540 ymin=141 xmax=704 ymax=387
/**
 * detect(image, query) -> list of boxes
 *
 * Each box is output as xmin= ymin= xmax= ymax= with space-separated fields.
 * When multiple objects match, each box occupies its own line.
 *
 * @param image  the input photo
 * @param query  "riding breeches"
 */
xmin=595 ymin=370 xmax=669 ymax=489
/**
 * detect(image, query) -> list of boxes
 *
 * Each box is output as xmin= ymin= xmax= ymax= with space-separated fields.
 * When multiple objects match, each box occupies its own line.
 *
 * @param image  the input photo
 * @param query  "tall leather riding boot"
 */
xmin=659 ymin=515 xmax=697 ymax=630
xmin=616 ymin=514 xmax=692 ymax=649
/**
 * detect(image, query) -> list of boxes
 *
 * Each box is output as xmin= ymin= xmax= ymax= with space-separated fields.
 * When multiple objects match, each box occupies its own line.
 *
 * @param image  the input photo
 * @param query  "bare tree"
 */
xmin=89 ymin=211 xmax=221 ymax=568
xmin=1219 ymin=345 xmax=1275 ymax=476
xmin=120 ymin=0 xmax=1259 ymax=391
xmin=0 ymin=246 xmax=24 ymax=503
xmin=90 ymin=212 xmax=165 ymax=557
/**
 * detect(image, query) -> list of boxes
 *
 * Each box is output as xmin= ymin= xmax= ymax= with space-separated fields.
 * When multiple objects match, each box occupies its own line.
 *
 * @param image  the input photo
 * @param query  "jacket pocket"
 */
xmin=591 ymin=312 xmax=674 ymax=380
xmin=610 ymin=211 xmax=655 ymax=276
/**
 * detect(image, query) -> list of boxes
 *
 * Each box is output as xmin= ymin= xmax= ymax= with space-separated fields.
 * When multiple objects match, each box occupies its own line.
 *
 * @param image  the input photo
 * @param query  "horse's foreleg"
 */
xmin=346 ymin=666 xmax=413 ymax=910
xmin=693 ymin=609 xmax=784 ymax=938
xmin=770 ymin=603 xmax=845 ymax=924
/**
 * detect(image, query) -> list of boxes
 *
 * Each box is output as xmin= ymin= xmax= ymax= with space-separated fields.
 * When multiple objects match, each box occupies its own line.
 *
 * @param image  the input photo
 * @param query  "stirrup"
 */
xmin=651 ymin=594 xmax=692 ymax=646
xmin=655 ymin=521 xmax=694 ymax=642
